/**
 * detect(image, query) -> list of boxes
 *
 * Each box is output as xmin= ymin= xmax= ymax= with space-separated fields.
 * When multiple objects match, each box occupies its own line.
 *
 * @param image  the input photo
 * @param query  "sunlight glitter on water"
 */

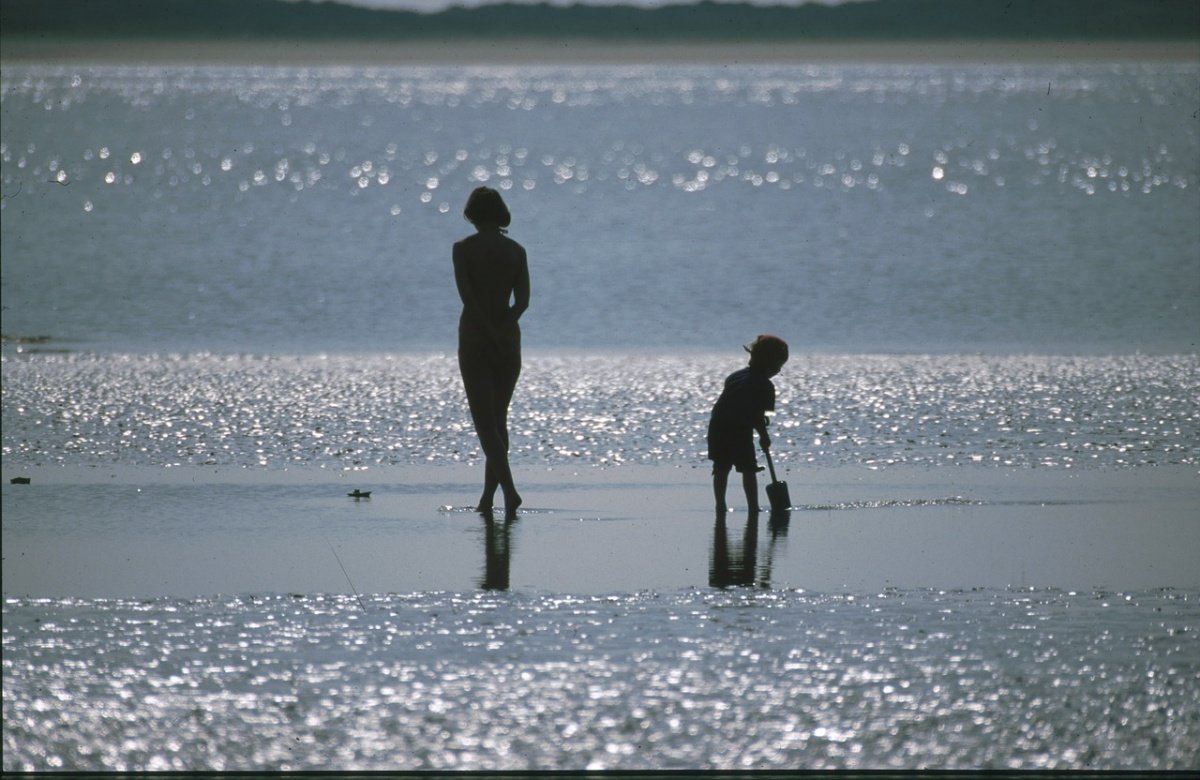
xmin=2 ymin=64 xmax=1194 ymax=216
xmin=4 ymin=588 xmax=1197 ymax=770
xmin=2 ymin=352 xmax=1196 ymax=471
xmin=3 ymin=63 xmax=1197 ymax=356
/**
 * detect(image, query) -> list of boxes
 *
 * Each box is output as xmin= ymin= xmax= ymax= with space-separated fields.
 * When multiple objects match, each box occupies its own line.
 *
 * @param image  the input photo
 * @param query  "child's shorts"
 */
xmin=707 ymin=425 xmax=758 ymax=474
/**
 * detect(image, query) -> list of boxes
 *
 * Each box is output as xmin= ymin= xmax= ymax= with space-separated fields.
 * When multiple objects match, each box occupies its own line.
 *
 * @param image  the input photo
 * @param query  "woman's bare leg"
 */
xmin=479 ymin=465 xmax=498 ymax=511
xmin=462 ymin=354 xmax=521 ymax=513
xmin=493 ymin=360 xmax=521 ymax=513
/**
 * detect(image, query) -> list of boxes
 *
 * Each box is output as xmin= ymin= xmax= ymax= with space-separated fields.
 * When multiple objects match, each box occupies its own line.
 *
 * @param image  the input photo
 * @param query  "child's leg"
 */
xmin=741 ymin=470 xmax=760 ymax=512
xmin=712 ymin=463 xmax=732 ymax=511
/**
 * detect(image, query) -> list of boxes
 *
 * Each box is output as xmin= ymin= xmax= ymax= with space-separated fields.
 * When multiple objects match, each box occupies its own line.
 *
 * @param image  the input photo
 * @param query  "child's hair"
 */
xmin=463 ymin=186 xmax=511 ymax=229
xmin=745 ymin=334 xmax=789 ymax=369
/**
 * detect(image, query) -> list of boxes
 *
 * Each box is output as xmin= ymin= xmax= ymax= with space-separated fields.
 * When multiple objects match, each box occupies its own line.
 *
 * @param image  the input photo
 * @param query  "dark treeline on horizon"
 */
xmin=1 ymin=0 xmax=1197 ymax=42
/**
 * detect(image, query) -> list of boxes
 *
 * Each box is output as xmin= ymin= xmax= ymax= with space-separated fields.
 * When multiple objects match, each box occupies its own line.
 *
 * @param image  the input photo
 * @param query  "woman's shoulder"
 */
xmin=456 ymin=231 xmax=523 ymax=245
xmin=505 ymin=235 xmax=528 ymax=257
xmin=454 ymin=233 xmax=526 ymax=265
xmin=453 ymin=234 xmax=488 ymax=258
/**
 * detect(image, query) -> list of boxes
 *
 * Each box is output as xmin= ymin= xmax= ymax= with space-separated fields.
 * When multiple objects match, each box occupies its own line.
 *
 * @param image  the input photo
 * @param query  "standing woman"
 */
xmin=454 ymin=187 xmax=529 ymax=514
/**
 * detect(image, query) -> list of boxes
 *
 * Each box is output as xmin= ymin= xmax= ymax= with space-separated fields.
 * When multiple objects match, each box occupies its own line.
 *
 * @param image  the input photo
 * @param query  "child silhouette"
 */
xmin=707 ymin=335 xmax=789 ymax=513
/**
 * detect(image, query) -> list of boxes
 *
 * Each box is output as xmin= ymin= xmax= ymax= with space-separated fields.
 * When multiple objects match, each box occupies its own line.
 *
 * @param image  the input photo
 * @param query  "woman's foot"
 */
xmin=503 ymin=490 xmax=522 ymax=517
xmin=477 ymin=485 xmax=498 ymax=512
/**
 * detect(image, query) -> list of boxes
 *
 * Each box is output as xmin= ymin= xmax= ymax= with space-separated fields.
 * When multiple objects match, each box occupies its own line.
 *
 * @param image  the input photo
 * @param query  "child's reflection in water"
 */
xmin=710 ymin=509 xmax=792 ymax=589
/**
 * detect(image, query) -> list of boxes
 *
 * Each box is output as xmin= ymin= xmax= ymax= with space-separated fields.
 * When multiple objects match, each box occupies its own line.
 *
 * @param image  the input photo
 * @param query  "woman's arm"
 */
xmin=509 ymin=248 xmax=530 ymax=323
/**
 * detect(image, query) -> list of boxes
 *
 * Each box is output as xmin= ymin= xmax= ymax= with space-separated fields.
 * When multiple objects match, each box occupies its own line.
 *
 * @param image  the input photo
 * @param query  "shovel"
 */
xmin=763 ymin=446 xmax=791 ymax=513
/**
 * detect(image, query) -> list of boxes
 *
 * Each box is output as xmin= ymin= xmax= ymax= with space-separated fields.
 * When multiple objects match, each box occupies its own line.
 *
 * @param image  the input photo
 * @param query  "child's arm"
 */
xmin=755 ymin=416 xmax=771 ymax=452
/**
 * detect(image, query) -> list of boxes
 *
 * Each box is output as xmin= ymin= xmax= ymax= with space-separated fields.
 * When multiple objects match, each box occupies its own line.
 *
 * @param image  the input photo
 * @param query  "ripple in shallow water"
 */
xmin=2 ymin=352 xmax=1197 ymax=470
xmin=3 ymin=588 xmax=1197 ymax=770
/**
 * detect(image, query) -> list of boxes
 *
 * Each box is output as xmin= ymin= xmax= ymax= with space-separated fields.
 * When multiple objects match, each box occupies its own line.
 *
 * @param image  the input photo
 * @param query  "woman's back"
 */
xmin=453 ymin=230 xmax=530 ymax=335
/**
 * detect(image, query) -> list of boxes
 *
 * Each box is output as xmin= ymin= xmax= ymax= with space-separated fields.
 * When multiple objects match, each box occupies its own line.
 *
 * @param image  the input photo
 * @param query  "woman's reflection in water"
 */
xmin=480 ymin=511 xmax=514 ymax=591
xmin=709 ymin=509 xmax=792 ymax=589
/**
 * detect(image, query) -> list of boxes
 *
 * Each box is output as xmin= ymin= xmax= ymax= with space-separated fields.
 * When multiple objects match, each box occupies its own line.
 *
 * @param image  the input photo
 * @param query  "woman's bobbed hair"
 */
xmin=463 ymin=187 xmax=511 ymax=229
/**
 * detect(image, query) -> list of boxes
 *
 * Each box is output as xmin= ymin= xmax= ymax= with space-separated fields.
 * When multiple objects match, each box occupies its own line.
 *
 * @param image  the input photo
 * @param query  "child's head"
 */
xmin=745 ymin=334 xmax=789 ymax=375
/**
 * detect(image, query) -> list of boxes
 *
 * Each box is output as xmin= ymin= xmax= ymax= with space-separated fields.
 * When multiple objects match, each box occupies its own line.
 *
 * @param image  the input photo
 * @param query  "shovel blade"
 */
xmin=766 ymin=480 xmax=791 ymax=512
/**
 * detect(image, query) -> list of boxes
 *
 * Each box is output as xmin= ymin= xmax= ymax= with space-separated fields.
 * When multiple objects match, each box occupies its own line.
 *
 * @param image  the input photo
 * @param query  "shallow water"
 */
xmin=4 ymin=588 xmax=1197 ymax=770
xmin=4 ymin=58 xmax=1199 ymax=772
xmin=4 ymin=463 xmax=1194 ymax=596
xmin=3 ymin=351 xmax=1197 ymax=471
xmin=2 ymin=62 xmax=1197 ymax=354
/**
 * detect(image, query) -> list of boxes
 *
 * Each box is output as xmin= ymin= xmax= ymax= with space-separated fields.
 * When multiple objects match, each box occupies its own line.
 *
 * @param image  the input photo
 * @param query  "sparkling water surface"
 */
xmin=2 ymin=585 xmax=1200 ymax=768
xmin=4 ymin=352 xmax=1196 ymax=471
xmin=2 ymin=62 xmax=1197 ymax=353
xmin=4 ymin=59 xmax=1199 ymax=771
xmin=4 ymin=588 xmax=1198 ymax=770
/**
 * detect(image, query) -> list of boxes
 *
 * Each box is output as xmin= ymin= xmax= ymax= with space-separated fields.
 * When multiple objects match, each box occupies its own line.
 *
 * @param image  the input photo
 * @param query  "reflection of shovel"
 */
xmin=763 ymin=447 xmax=791 ymax=512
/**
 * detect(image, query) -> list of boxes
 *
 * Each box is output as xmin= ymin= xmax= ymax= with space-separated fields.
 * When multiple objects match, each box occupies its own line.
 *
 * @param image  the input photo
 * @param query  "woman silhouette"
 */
xmin=454 ymin=187 xmax=529 ymax=514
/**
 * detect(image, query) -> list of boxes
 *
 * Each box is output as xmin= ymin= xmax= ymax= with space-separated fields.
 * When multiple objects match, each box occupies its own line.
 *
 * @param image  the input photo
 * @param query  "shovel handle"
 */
xmin=763 ymin=445 xmax=779 ymax=484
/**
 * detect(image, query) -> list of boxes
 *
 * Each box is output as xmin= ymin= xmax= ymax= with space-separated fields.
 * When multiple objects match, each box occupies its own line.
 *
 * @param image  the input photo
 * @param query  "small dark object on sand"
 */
xmin=10 ymin=477 xmax=31 ymax=485
xmin=348 ymin=489 xmax=371 ymax=499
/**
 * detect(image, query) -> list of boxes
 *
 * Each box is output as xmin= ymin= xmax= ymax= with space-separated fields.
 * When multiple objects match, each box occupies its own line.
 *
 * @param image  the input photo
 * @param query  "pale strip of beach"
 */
xmin=2 ymin=37 xmax=1198 ymax=66
xmin=3 ymin=463 xmax=1198 ymax=598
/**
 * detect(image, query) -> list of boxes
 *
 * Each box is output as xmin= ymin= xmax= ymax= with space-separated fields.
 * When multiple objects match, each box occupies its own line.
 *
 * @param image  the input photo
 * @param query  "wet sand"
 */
xmin=3 ymin=463 xmax=1197 ymax=598
xmin=3 ymin=38 xmax=1197 ymax=65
